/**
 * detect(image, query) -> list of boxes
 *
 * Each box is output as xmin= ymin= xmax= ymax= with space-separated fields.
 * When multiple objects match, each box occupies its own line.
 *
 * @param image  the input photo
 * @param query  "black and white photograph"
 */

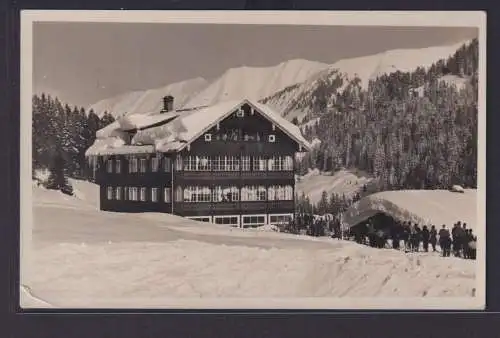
xmin=20 ymin=11 xmax=486 ymax=309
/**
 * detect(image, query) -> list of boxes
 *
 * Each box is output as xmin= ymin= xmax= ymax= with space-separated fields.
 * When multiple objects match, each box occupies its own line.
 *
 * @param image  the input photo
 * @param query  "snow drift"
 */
xmin=342 ymin=189 xmax=477 ymax=230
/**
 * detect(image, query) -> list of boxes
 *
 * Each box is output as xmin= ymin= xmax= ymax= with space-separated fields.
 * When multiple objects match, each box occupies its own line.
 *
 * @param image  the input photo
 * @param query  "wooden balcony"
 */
xmin=177 ymin=170 xmax=294 ymax=182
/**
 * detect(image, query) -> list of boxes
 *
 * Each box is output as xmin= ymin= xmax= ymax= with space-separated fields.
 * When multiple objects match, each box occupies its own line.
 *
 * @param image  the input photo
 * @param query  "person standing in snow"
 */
xmin=451 ymin=222 xmax=462 ymax=257
xmin=422 ymin=225 xmax=430 ymax=252
xmin=439 ymin=224 xmax=451 ymax=257
xmin=413 ymin=224 xmax=422 ymax=252
xmin=402 ymin=222 xmax=410 ymax=251
xmin=461 ymin=223 xmax=469 ymax=258
xmin=429 ymin=225 xmax=438 ymax=252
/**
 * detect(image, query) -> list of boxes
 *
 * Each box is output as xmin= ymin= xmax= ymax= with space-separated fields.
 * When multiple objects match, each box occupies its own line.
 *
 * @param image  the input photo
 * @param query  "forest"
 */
xmin=296 ymin=39 xmax=478 ymax=193
xmin=32 ymin=93 xmax=115 ymax=193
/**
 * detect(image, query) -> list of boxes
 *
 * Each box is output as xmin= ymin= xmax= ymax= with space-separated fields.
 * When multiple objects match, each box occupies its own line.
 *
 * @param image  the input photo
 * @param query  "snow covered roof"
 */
xmin=86 ymin=99 xmax=312 ymax=156
xmin=342 ymin=189 xmax=478 ymax=231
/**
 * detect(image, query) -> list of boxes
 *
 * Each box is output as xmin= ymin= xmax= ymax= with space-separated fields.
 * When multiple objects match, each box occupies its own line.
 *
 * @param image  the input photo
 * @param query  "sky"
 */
xmin=33 ymin=23 xmax=477 ymax=108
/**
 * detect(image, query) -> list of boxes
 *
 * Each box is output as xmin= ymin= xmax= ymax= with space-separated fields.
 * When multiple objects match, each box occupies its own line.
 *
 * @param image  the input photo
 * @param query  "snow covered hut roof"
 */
xmin=86 ymin=99 xmax=312 ymax=156
xmin=342 ymin=189 xmax=478 ymax=230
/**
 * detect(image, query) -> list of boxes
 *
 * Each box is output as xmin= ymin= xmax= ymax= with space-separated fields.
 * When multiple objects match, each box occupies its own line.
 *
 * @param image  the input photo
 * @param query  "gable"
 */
xmin=177 ymin=100 xmax=311 ymax=152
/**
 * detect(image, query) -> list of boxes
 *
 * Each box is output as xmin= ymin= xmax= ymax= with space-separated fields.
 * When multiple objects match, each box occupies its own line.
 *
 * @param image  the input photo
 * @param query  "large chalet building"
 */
xmin=85 ymin=96 xmax=311 ymax=228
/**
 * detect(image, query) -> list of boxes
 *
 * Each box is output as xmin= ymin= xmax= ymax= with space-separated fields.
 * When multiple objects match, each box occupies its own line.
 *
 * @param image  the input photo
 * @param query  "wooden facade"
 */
xmin=94 ymin=102 xmax=306 ymax=227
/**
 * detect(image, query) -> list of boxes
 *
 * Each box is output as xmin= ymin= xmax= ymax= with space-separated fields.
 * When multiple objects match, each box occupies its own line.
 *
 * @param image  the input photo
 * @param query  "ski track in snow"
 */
xmin=25 ymin=179 xmax=476 ymax=307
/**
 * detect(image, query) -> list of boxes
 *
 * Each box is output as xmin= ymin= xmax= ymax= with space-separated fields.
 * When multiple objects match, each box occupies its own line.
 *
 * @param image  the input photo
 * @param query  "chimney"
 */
xmin=161 ymin=95 xmax=174 ymax=113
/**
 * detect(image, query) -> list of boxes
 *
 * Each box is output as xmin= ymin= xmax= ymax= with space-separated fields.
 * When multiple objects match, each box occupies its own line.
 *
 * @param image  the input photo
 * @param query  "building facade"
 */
xmin=87 ymin=97 xmax=311 ymax=228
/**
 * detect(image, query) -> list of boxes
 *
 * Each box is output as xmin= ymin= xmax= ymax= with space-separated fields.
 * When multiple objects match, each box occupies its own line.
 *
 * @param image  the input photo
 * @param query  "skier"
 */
xmin=439 ymin=224 xmax=451 ymax=257
xmin=429 ymin=225 xmax=438 ymax=252
xmin=421 ymin=225 xmax=430 ymax=252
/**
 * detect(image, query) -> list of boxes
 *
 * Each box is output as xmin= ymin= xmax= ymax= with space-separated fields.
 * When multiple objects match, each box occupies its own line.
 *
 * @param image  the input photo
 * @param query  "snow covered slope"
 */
xmin=296 ymin=169 xmax=374 ymax=205
xmin=262 ymin=40 xmax=471 ymax=119
xmin=342 ymin=189 xmax=477 ymax=230
xmin=27 ymin=181 xmax=478 ymax=308
xmin=183 ymin=59 xmax=329 ymax=109
xmin=88 ymin=77 xmax=208 ymax=118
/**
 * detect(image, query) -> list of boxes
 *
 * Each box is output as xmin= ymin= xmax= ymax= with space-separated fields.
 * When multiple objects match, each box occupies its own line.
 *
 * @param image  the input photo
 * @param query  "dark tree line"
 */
xmin=32 ymin=93 xmax=116 ymax=192
xmin=297 ymin=39 xmax=478 ymax=191
xmin=295 ymin=189 xmax=363 ymax=218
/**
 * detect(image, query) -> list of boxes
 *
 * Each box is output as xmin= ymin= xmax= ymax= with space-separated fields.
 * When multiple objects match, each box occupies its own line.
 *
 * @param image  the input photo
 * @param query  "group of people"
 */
xmin=287 ymin=214 xmax=477 ymax=260
xmin=351 ymin=219 xmax=477 ymax=260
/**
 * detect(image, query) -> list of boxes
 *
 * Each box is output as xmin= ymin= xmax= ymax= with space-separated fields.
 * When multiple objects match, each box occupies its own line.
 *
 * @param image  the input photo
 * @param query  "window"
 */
xmin=116 ymin=159 xmax=121 ymax=173
xmin=164 ymin=187 xmax=171 ymax=203
xmin=107 ymin=186 xmax=113 ymax=200
xmin=184 ymin=186 xmax=211 ymax=202
xmin=236 ymin=109 xmax=244 ymax=117
xmin=253 ymin=156 xmax=267 ymax=171
xmin=129 ymin=157 xmax=138 ymax=173
xmin=269 ymin=214 xmax=292 ymax=224
xmin=213 ymin=156 xmax=239 ymax=171
xmin=106 ymin=160 xmax=113 ymax=173
xmin=139 ymin=159 xmax=147 ymax=173
xmin=150 ymin=188 xmax=158 ymax=202
xmin=214 ymin=216 xmax=239 ymax=226
xmin=163 ymin=157 xmax=171 ymax=172
xmin=212 ymin=186 xmax=239 ymax=202
xmin=123 ymin=187 xmax=128 ymax=200
xmin=268 ymin=134 xmax=276 ymax=143
xmin=284 ymin=156 xmax=294 ymax=171
xmin=242 ymin=215 xmax=266 ymax=227
xmin=184 ymin=156 xmax=211 ymax=171
xmin=175 ymin=156 xmax=183 ymax=171
xmin=268 ymin=185 xmax=294 ymax=201
xmin=241 ymin=186 xmax=266 ymax=201
xmin=140 ymin=187 xmax=147 ymax=201
xmin=175 ymin=186 xmax=183 ymax=202
xmin=241 ymin=156 xmax=250 ymax=171
xmin=151 ymin=157 xmax=159 ymax=172
xmin=115 ymin=187 xmax=122 ymax=200
xmin=204 ymin=133 xmax=212 ymax=142
xmin=129 ymin=187 xmax=139 ymax=201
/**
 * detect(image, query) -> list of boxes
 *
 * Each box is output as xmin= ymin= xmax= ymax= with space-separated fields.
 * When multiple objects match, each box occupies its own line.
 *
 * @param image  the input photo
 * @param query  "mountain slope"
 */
xmin=88 ymin=77 xmax=208 ymax=118
xmin=182 ymin=59 xmax=329 ymax=109
xmin=261 ymin=40 xmax=471 ymax=121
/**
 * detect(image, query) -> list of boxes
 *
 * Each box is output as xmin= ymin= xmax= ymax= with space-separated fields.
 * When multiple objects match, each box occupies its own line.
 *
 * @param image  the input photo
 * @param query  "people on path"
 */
xmin=439 ymin=224 xmax=452 ymax=257
xmin=429 ymin=225 xmax=438 ymax=252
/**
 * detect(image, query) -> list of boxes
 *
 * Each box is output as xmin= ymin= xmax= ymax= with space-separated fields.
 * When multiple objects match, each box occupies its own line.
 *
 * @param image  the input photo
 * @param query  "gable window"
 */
xmin=116 ymin=159 xmax=121 ymax=173
xmin=106 ymin=160 xmax=113 ymax=173
xmin=204 ymin=133 xmax=212 ymax=142
xmin=236 ymin=109 xmax=244 ymax=117
xmin=164 ymin=187 xmax=171 ymax=203
xmin=241 ymin=156 xmax=250 ymax=171
xmin=212 ymin=186 xmax=239 ymax=202
xmin=139 ymin=159 xmax=147 ymax=173
xmin=107 ymin=186 xmax=114 ymax=200
xmin=151 ymin=157 xmax=159 ymax=172
xmin=140 ymin=187 xmax=147 ymax=201
xmin=129 ymin=157 xmax=138 ymax=173
xmin=151 ymin=188 xmax=159 ymax=202
xmin=268 ymin=134 xmax=276 ymax=143
xmin=163 ymin=157 xmax=171 ymax=172
xmin=115 ymin=187 xmax=122 ymax=200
